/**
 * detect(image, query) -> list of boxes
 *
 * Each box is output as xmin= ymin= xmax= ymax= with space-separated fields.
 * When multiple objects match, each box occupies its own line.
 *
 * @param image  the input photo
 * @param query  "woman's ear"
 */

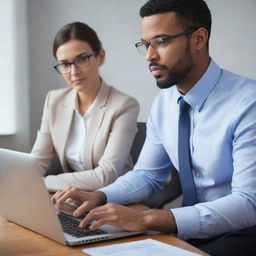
xmin=98 ymin=49 xmax=105 ymax=65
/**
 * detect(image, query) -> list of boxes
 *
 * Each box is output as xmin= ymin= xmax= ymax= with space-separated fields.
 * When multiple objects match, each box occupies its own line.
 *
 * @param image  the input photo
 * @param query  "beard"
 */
xmin=150 ymin=41 xmax=194 ymax=89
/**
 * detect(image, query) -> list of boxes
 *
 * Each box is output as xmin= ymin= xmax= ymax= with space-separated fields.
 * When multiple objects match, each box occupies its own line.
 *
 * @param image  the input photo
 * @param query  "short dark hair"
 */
xmin=53 ymin=22 xmax=102 ymax=58
xmin=140 ymin=0 xmax=211 ymax=48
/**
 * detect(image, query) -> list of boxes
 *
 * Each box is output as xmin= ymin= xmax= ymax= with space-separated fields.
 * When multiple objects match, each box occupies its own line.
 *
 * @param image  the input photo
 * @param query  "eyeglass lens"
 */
xmin=135 ymin=29 xmax=197 ymax=55
xmin=56 ymin=53 xmax=94 ymax=74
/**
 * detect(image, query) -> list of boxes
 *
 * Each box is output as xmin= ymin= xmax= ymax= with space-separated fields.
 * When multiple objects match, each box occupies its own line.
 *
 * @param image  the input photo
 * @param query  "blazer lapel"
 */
xmin=56 ymin=89 xmax=76 ymax=171
xmin=84 ymin=82 xmax=110 ymax=168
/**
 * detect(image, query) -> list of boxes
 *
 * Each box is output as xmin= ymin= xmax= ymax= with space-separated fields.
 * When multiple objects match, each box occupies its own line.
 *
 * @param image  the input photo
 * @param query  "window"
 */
xmin=0 ymin=0 xmax=16 ymax=135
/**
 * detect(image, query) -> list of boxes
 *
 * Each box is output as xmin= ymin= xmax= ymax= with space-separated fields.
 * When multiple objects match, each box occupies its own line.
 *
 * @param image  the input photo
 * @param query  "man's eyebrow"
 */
xmin=141 ymin=34 xmax=171 ymax=42
xmin=154 ymin=34 xmax=171 ymax=38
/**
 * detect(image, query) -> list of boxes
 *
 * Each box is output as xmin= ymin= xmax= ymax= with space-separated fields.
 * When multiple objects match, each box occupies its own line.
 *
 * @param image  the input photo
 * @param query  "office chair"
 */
xmin=46 ymin=155 xmax=62 ymax=176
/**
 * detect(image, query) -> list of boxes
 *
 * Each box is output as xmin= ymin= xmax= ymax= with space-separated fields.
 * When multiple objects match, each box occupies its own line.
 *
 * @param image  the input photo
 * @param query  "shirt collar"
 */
xmin=175 ymin=59 xmax=222 ymax=111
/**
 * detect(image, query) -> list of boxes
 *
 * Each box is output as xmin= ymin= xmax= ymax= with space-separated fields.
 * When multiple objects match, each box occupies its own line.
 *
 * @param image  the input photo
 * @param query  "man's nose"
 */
xmin=145 ymin=45 xmax=159 ymax=62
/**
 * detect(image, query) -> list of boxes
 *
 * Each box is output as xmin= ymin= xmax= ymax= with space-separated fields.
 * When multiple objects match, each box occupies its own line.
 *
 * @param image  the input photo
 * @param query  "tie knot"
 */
xmin=179 ymin=98 xmax=190 ymax=112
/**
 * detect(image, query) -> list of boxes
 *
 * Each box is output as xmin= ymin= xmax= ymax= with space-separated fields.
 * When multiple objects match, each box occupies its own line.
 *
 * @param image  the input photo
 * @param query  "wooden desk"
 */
xmin=0 ymin=218 xmax=208 ymax=256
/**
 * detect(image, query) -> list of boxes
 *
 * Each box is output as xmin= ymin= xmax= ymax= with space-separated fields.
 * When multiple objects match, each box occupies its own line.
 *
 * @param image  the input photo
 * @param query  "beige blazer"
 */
xmin=31 ymin=81 xmax=139 ymax=192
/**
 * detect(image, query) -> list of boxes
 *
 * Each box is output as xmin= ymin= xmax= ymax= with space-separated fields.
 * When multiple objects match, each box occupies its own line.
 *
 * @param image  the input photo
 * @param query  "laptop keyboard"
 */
xmin=58 ymin=212 xmax=107 ymax=238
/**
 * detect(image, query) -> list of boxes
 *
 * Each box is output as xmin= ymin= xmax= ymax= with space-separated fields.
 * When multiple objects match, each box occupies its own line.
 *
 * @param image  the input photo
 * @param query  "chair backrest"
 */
xmin=46 ymin=155 xmax=63 ymax=176
xmin=130 ymin=122 xmax=146 ymax=164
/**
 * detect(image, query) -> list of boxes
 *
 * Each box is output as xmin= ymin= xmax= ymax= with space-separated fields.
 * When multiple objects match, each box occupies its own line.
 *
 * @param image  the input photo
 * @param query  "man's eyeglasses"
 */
xmin=54 ymin=52 xmax=97 ymax=74
xmin=135 ymin=28 xmax=198 ymax=55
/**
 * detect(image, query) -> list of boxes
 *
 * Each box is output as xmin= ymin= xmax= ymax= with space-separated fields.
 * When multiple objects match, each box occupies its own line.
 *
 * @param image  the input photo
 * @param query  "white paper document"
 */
xmin=82 ymin=238 xmax=202 ymax=256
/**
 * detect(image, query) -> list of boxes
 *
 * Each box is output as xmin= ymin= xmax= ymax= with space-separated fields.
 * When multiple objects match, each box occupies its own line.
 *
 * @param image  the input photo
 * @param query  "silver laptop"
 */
xmin=0 ymin=148 xmax=143 ymax=246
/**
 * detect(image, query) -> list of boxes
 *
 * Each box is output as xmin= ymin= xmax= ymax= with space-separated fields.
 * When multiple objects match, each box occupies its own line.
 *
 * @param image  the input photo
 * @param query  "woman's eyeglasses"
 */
xmin=54 ymin=52 xmax=97 ymax=74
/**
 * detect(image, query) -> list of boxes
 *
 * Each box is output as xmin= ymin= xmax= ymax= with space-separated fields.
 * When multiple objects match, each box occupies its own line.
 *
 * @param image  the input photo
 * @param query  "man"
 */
xmin=53 ymin=0 xmax=256 ymax=255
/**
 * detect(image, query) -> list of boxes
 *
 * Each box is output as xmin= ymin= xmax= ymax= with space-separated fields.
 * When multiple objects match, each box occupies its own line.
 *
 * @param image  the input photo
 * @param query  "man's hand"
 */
xmin=51 ymin=187 xmax=106 ymax=216
xmin=80 ymin=203 xmax=177 ymax=234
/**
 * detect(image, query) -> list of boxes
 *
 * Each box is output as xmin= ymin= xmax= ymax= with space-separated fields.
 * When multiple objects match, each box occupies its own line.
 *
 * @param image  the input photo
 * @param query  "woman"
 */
xmin=31 ymin=22 xmax=139 ymax=192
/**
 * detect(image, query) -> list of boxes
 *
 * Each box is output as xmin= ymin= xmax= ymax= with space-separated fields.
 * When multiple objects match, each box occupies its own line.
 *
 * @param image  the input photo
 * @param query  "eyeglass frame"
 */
xmin=54 ymin=51 xmax=98 ymax=74
xmin=135 ymin=27 xmax=198 ymax=55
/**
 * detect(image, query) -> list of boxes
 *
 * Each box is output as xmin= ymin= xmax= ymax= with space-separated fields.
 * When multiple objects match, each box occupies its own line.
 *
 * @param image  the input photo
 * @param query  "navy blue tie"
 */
xmin=178 ymin=98 xmax=198 ymax=206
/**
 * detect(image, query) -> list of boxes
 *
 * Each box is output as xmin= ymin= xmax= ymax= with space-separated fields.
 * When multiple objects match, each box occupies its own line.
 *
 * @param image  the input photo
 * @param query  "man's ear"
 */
xmin=191 ymin=27 xmax=209 ymax=50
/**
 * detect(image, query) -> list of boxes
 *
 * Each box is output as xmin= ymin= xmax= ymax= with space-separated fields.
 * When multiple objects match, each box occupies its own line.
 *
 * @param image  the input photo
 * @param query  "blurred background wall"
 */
xmin=1 ymin=0 xmax=256 ymax=152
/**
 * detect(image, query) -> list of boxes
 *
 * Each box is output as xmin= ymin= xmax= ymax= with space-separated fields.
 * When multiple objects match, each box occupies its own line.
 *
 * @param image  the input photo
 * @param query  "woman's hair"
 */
xmin=140 ymin=0 xmax=211 ymax=49
xmin=53 ymin=21 xmax=102 ymax=58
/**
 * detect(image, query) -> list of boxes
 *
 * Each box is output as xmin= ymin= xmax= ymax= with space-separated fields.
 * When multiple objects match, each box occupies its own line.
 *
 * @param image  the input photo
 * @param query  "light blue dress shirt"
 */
xmin=100 ymin=59 xmax=256 ymax=240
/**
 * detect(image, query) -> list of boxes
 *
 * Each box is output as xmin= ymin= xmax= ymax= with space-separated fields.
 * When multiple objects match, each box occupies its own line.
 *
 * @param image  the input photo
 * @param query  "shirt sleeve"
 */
xmin=100 ymin=108 xmax=173 ymax=205
xmin=172 ymin=97 xmax=256 ymax=240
